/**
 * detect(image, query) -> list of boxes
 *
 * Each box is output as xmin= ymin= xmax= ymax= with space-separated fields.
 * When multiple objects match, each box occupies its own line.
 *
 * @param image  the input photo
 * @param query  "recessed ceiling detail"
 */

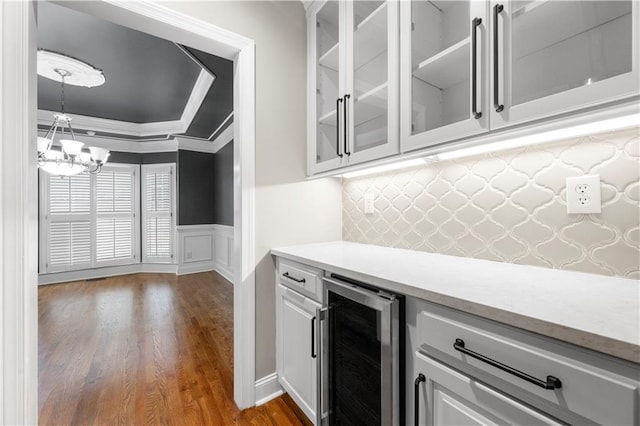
xmin=37 ymin=1 xmax=233 ymax=142
xmin=37 ymin=50 xmax=106 ymax=87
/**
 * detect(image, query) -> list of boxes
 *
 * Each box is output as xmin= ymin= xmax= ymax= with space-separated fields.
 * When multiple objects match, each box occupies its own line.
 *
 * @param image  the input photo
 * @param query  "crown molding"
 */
xmin=37 ymin=129 xmax=177 ymax=153
xmin=37 ymin=69 xmax=214 ymax=137
xmin=209 ymin=111 xmax=233 ymax=140
xmin=210 ymin=120 xmax=233 ymax=150
xmin=176 ymin=133 xmax=230 ymax=154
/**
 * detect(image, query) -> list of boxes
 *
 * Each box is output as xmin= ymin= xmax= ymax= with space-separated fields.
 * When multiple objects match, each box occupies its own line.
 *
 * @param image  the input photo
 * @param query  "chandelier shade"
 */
xmin=37 ymin=51 xmax=109 ymax=176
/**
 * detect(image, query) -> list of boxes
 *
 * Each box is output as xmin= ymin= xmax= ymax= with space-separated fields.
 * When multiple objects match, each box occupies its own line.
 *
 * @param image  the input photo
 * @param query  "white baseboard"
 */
xmin=176 ymin=261 xmax=216 ymax=276
xmin=38 ymin=263 xmax=178 ymax=285
xmin=215 ymin=262 xmax=234 ymax=283
xmin=254 ymin=373 xmax=283 ymax=406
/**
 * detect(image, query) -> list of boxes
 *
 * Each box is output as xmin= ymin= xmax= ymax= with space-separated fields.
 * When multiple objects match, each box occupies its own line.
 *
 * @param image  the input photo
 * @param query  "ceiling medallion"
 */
xmin=37 ymin=51 xmax=109 ymax=176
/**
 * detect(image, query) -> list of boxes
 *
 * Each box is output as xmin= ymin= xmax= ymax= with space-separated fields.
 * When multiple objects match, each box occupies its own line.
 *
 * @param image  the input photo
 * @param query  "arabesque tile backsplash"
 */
xmin=343 ymin=127 xmax=640 ymax=279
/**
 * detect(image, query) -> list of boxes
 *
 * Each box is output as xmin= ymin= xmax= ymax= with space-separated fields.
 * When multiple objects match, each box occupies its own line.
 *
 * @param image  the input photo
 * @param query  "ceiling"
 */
xmin=37 ymin=1 xmax=233 ymax=142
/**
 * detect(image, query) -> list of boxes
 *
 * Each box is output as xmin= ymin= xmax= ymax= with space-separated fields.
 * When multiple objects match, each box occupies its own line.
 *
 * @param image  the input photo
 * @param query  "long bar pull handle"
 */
xmin=316 ymin=306 xmax=330 ymax=426
xmin=336 ymin=98 xmax=343 ymax=158
xmin=414 ymin=373 xmax=426 ymax=426
xmin=493 ymin=4 xmax=504 ymax=112
xmin=472 ymin=17 xmax=482 ymax=119
xmin=311 ymin=316 xmax=316 ymax=358
xmin=453 ymin=339 xmax=562 ymax=390
xmin=282 ymin=272 xmax=305 ymax=283
xmin=343 ymin=94 xmax=351 ymax=156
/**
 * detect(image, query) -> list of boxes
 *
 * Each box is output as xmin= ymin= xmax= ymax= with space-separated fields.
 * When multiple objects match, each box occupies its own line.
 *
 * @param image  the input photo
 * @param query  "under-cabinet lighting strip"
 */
xmin=340 ymin=113 xmax=640 ymax=179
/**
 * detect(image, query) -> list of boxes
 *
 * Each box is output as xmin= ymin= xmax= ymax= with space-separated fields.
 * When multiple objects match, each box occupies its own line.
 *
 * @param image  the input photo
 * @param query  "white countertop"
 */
xmin=271 ymin=241 xmax=640 ymax=364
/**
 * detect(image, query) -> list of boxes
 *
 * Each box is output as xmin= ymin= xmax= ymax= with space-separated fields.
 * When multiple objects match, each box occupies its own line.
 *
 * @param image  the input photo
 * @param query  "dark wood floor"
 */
xmin=39 ymin=271 xmax=311 ymax=425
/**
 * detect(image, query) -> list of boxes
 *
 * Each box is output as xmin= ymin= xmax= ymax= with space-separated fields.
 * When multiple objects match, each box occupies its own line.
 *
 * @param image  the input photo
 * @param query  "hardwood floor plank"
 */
xmin=39 ymin=272 xmax=310 ymax=425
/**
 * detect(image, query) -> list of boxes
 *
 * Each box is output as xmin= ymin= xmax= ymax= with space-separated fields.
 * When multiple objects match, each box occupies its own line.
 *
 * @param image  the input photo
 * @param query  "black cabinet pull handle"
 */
xmin=336 ymin=98 xmax=343 ymax=158
xmin=453 ymin=338 xmax=561 ymax=390
xmin=493 ymin=4 xmax=504 ymax=112
xmin=311 ymin=316 xmax=316 ymax=358
xmin=472 ymin=17 xmax=482 ymax=119
xmin=343 ymin=94 xmax=351 ymax=156
xmin=414 ymin=373 xmax=426 ymax=426
xmin=282 ymin=272 xmax=305 ymax=283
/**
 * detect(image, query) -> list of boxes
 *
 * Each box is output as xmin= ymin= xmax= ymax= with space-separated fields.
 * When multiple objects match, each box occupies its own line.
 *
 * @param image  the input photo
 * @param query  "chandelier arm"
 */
xmin=67 ymin=121 xmax=77 ymax=141
xmin=44 ymin=118 xmax=56 ymax=139
xmin=48 ymin=122 xmax=59 ymax=152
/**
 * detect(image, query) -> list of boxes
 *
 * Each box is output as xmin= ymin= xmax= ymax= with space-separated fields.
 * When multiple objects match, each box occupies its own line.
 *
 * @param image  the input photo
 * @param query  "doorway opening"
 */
xmin=0 ymin=1 xmax=256 ymax=422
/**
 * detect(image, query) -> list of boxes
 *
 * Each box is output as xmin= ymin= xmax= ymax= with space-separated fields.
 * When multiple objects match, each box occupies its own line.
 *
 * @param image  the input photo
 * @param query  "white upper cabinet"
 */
xmin=309 ymin=0 xmax=344 ymax=174
xmin=401 ymin=1 xmax=490 ymax=152
xmin=307 ymin=0 xmax=639 ymax=172
xmin=490 ymin=0 xmax=639 ymax=129
xmin=308 ymin=0 xmax=400 ymax=175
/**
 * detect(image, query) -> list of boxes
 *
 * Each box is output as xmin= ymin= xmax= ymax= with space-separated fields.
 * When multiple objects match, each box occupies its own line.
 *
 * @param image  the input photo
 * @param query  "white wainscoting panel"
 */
xmin=213 ymin=224 xmax=234 ymax=283
xmin=177 ymin=224 xmax=235 ymax=281
xmin=177 ymin=225 xmax=216 ymax=275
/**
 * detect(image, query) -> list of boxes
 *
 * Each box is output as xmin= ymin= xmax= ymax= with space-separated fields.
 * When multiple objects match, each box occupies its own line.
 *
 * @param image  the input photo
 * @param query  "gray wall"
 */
xmin=177 ymin=147 xmax=234 ymax=226
xmin=213 ymin=141 xmax=233 ymax=226
xmin=107 ymin=151 xmax=178 ymax=164
xmin=177 ymin=149 xmax=216 ymax=225
xmin=165 ymin=1 xmax=343 ymax=381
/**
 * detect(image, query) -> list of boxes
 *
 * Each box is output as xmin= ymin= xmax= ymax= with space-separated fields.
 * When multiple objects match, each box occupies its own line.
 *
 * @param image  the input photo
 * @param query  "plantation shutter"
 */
xmin=142 ymin=164 xmax=174 ymax=263
xmin=44 ymin=173 xmax=92 ymax=272
xmin=95 ymin=165 xmax=137 ymax=266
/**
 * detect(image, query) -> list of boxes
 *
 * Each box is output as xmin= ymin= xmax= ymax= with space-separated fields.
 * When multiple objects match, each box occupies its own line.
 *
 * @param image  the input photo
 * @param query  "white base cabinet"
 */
xmin=276 ymin=283 xmax=321 ymax=424
xmin=414 ymin=351 xmax=562 ymax=426
xmin=406 ymin=297 xmax=640 ymax=426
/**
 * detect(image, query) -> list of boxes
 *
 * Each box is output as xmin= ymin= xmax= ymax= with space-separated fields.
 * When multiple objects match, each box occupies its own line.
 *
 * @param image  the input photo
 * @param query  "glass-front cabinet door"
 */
xmin=309 ymin=0 xmax=344 ymax=175
xmin=344 ymin=0 xmax=400 ymax=165
xmin=308 ymin=0 xmax=399 ymax=175
xmin=491 ymin=0 xmax=639 ymax=129
xmin=401 ymin=1 xmax=489 ymax=153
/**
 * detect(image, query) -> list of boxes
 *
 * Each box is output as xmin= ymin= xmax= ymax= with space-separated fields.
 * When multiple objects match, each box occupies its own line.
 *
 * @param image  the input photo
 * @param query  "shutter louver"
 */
xmin=49 ymin=174 xmax=91 ymax=214
xmin=142 ymin=165 xmax=174 ymax=263
xmin=45 ymin=174 xmax=92 ymax=271
xmin=95 ymin=168 xmax=136 ymax=265
xmin=48 ymin=221 xmax=91 ymax=267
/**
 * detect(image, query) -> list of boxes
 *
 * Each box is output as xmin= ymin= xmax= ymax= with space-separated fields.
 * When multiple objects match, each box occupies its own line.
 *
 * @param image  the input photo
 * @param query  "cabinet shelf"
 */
xmin=319 ymin=2 xmax=388 ymax=72
xmin=512 ymin=0 xmax=631 ymax=60
xmin=354 ymin=82 xmax=388 ymax=127
xmin=318 ymin=82 xmax=388 ymax=127
xmin=413 ymin=38 xmax=469 ymax=89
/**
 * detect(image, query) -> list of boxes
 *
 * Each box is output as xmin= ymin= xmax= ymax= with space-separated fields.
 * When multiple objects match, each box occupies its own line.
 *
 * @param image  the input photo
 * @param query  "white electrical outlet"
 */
xmin=364 ymin=193 xmax=375 ymax=214
xmin=566 ymin=174 xmax=601 ymax=214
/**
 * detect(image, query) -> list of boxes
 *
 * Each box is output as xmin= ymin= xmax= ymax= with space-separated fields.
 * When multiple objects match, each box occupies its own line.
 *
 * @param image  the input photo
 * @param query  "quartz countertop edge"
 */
xmin=271 ymin=241 xmax=640 ymax=364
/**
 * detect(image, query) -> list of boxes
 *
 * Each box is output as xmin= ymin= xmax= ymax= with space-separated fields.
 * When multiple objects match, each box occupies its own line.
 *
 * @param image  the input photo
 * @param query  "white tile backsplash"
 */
xmin=343 ymin=127 xmax=640 ymax=278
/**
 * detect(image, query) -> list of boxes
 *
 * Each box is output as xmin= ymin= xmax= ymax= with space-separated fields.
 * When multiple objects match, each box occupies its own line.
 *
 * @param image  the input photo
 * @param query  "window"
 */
xmin=39 ymin=163 xmax=140 ymax=273
xmin=142 ymin=164 xmax=175 ymax=263
xmin=94 ymin=166 xmax=138 ymax=266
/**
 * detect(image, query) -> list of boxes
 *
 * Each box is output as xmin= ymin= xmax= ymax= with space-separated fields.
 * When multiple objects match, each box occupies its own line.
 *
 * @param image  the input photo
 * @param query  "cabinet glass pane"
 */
xmin=352 ymin=1 xmax=388 ymax=154
xmin=411 ymin=1 xmax=471 ymax=135
xmin=511 ymin=1 xmax=632 ymax=106
xmin=316 ymin=1 xmax=340 ymax=165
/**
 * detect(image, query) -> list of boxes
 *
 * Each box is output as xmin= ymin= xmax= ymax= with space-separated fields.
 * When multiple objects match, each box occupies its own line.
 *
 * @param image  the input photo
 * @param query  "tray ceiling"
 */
xmin=37 ymin=1 xmax=233 ymax=141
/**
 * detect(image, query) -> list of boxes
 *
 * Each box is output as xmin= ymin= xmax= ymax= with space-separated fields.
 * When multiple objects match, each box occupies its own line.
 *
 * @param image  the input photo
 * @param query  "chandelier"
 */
xmin=37 ymin=50 xmax=110 ymax=176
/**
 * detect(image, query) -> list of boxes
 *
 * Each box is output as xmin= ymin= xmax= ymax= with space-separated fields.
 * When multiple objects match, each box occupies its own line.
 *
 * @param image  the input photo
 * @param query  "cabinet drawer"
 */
xmin=416 ymin=304 xmax=639 ymax=425
xmin=278 ymin=258 xmax=322 ymax=301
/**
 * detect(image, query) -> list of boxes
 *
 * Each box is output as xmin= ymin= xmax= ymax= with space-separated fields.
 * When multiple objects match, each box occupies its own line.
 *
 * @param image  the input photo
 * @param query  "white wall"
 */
xmin=163 ymin=1 xmax=343 ymax=380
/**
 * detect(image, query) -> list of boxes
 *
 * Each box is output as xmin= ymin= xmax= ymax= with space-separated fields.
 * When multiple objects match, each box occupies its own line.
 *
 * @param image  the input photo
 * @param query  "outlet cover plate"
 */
xmin=566 ymin=174 xmax=601 ymax=214
xmin=364 ymin=193 xmax=375 ymax=214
